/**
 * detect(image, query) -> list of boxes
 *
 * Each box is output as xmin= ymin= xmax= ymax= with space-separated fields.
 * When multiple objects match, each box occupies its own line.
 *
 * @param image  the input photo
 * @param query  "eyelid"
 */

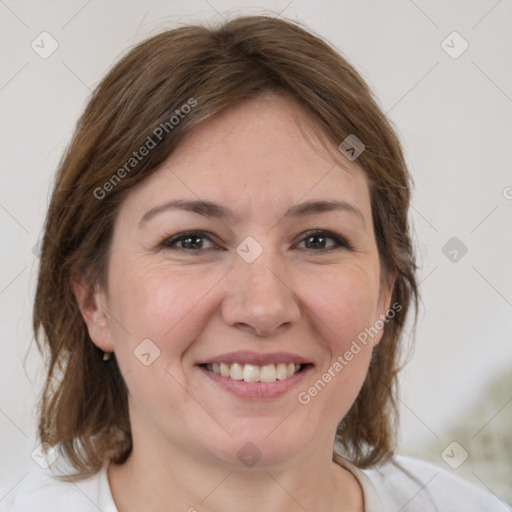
xmin=159 ymin=230 xmax=220 ymax=250
xmin=295 ymin=229 xmax=352 ymax=251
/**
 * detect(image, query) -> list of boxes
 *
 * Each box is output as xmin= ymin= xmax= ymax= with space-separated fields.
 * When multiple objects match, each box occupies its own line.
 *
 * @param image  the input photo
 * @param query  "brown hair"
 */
xmin=33 ymin=15 xmax=418 ymax=479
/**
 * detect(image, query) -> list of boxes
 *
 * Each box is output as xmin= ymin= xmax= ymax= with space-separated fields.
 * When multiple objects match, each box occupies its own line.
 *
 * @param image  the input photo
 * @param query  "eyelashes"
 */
xmin=160 ymin=230 xmax=217 ymax=251
xmin=158 ymin=229 xmax=352 ymax=253
xmin=294 ymin=230 xmax=352 ymax=251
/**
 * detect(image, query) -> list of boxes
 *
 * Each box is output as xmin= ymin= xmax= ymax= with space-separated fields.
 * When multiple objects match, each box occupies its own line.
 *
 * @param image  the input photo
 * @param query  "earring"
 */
xmin=103 ymin=351 xmax=112 ymax=361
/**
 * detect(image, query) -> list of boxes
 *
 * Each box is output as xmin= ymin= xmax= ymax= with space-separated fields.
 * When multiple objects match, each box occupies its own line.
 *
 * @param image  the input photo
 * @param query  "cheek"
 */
xmin=295 ymin=272 xmax=378 ymax=425
xmin=304 ymin=265 xmax=381 ymax=348
xmin=300 ymin=265 xmax=380 ymax=405
xmin=107 ymin=258 xmax=222 ymax=356
xmin=104 ymin=262 xmax=224 ymax=413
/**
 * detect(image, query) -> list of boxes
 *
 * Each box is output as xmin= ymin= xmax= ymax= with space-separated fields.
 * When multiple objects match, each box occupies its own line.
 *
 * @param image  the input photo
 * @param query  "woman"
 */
xmin=9 ymin=15 xmax=507 ymax=512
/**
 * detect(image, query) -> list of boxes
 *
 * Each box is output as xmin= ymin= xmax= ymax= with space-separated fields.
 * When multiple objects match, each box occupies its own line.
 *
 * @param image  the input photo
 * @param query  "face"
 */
xmin=78 ymin=94 xmax=393 ymax=469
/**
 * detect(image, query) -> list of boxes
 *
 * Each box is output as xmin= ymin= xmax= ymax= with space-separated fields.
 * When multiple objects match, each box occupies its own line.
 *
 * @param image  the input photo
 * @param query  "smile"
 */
xmin=196 ymin=350 xmax=314 ymax=399
xmin=203 ymin=362 xmax=305 ymax=383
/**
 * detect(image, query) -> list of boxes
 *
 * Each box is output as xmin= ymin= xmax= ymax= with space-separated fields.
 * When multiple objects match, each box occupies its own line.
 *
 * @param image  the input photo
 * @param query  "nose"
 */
xmin=220 ymin=246 xmax=301 ymax=337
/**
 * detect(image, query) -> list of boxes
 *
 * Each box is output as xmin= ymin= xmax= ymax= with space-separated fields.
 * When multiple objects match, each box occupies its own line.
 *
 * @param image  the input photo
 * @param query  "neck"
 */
xmin=108 ymin=432 xmax=364 ymax=512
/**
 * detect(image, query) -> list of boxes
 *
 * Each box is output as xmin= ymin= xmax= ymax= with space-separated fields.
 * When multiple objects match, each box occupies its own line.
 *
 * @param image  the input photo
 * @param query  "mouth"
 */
xmin=200 ymin=362 xmax=311 ymax=383
xmin=195 ymin=351 xmax=314 ymax=399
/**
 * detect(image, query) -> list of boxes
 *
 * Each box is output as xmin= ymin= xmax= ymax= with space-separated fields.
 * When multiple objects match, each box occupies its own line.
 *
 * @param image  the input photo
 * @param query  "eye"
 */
xmin=158 ymin=229 xmax=351 ymax=253
xmin=296 ymin=230 xmax=351 ymax=251
xmin=159 ymin=231 xmax=217 ymax=251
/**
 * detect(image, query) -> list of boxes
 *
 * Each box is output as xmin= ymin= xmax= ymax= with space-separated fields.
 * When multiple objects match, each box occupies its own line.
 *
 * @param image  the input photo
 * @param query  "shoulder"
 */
xmin=361 ymin=454 xmax=510 ymax=511
xmin=7 ymin=465 xmax=102 ymax=512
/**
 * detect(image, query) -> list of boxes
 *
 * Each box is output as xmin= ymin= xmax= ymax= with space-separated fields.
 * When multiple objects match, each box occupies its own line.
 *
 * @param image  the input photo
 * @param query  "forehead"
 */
xmin=118 ymin=94 xmax=371 ymax=226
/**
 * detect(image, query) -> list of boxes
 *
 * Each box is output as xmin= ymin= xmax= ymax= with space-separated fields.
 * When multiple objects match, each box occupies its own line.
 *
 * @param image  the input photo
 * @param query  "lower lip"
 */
xmin=197 ymin=365 xmax=313 ymax=400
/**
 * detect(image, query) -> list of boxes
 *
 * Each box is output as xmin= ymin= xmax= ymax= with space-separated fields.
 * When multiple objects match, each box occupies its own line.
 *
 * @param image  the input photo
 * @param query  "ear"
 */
xmin=71 ymin=273 xmax=114 ymax=353
xmin=372 ymin=265 xmax=398 ymax=346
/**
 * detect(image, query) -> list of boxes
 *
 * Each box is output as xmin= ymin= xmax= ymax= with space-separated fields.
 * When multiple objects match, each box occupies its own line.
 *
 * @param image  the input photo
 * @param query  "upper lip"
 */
xmin=197 ymin=350 xmax=313 ymax=366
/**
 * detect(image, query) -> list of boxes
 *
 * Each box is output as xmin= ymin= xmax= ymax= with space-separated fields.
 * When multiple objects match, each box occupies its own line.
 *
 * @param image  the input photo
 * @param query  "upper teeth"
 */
xmin=205 ymin=362 xmax=301 ymax=383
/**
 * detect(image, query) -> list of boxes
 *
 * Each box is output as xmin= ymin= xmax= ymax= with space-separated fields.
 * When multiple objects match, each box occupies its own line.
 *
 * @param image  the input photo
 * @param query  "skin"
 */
xmin=74 ymin=93 xmax=394 ymax=512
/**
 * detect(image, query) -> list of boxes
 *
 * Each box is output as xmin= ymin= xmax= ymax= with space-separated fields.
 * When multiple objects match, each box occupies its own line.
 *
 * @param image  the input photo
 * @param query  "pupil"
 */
xmin=307 ymin=235 xmax=325 ymax=249
xmin=183 ymin=236 xmax=202 ymax=249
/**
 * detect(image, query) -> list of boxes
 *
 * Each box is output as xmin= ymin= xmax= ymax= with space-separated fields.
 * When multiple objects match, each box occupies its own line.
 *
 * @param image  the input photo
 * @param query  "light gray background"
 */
xmin=1 ymin=0 xmax=511 ymax=507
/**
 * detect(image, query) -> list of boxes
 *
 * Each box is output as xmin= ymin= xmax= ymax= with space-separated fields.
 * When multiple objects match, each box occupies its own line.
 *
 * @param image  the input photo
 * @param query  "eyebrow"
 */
xmin=138 ymin=199 xmax=365 ymax=228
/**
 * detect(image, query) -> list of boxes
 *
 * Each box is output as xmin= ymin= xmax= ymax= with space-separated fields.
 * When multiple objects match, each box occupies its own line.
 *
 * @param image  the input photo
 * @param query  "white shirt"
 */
xmin=7 ymin=454 xmax=509 ymax=511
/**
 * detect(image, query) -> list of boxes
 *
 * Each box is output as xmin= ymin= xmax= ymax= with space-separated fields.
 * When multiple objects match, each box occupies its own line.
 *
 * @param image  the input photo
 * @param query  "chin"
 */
xmin=200 ymin=424 xmax=314 ymax=470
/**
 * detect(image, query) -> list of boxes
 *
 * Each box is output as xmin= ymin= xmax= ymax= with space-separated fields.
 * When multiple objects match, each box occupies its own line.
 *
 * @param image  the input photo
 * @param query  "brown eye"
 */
xmin=160 ymin=231 xmax=216 ymax=251
xmin=297 ymin=230 xmax=350 ymax=251
xmin=304 ymin=234 xmax=329 ymax=249
xmin=178 ymin=235 xmax=205 ymax=249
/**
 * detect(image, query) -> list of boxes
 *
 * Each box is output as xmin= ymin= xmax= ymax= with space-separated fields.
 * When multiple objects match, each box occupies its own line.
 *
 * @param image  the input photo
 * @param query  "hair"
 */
xmin=33 ymin=14 xmax=418 ymax=479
